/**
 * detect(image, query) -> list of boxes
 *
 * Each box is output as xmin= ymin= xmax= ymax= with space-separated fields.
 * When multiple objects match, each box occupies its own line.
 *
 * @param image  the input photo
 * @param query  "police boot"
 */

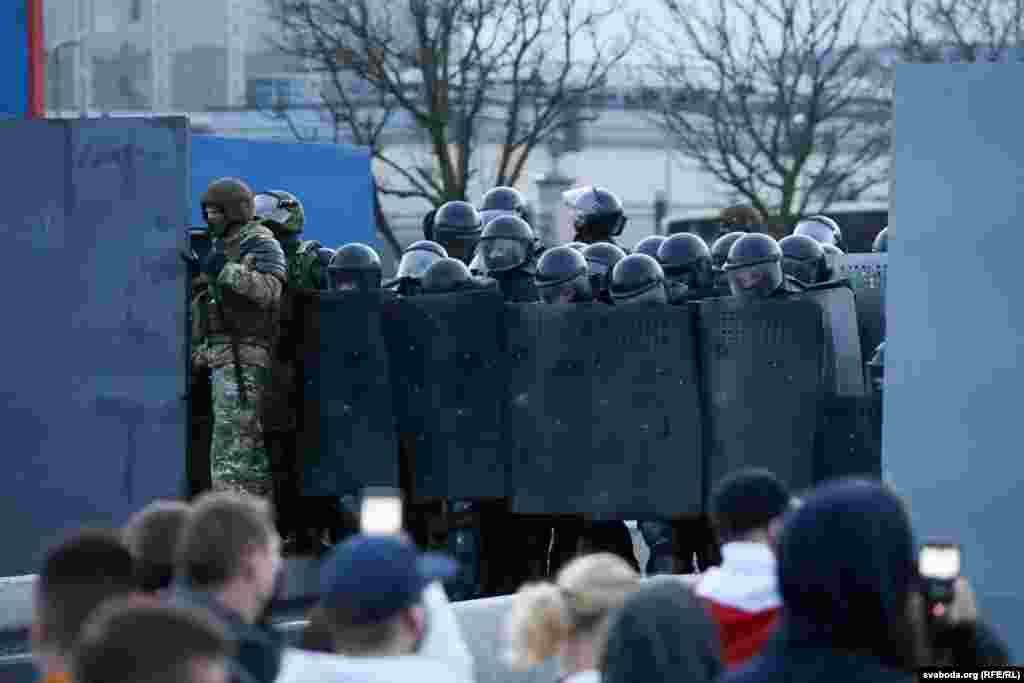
xmin=445 ymin=500 xmax=482 ymax=602
xmin=639 ymin=519 xmax=678 ymax=576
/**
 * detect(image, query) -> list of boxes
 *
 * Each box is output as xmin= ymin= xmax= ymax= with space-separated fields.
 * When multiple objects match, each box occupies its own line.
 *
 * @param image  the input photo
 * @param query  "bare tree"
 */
xmin=887 ymin=0 xmax=1024 ymax=62
xmin=651 ymin=0 xmax=891 ymax=229
xmin=266 ymin=0 xmax=635 ymax=248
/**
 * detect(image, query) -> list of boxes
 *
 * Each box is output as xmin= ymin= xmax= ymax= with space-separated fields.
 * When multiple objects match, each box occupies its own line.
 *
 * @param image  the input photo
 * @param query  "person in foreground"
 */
xmin=73 ymin=599 xmax=234 ymax=683
xmin=275 ymin=534 xmax=475 ymax=683
xmin=722 ymin=479 xmax=927 ymax=683
xmin=601 ymin=577 xmax=723 ymax=683
xmin=504 ymin=553 xmax=640 ymax=683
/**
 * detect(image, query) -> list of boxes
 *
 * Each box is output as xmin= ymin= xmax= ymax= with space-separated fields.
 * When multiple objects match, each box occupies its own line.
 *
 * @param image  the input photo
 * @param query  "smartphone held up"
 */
xmin=360 ymin=487 xmax=403 ymax=536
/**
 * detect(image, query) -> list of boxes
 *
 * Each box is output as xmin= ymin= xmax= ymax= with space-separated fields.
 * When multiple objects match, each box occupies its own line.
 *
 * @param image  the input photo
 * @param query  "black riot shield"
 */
xmin=837 ymin=254 xmax=887 ymax=363
xmin=387 ymin=289 xmax=508 ymax=501
xmin=505 ymin=304 xmax=703 ymax=519
xmin=298 ymin=290 xmax=400 ymax=496
xmin=697 ymin=297 xmax=824 ymax=497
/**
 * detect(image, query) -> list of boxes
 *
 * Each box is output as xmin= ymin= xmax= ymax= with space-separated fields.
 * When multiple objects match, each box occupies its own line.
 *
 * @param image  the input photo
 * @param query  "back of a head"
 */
xmin=123 ymin=500 xmax=191 ymax=593
xmin=602 ymin=579 xmax=722 ymax=683
xmin=37 ymin=530 xmax=138 ymax=656
xmin=421 ymin=257 xmax=476 ymax=294
xmin=710 ymin=468 xmax=792 ymax=544
xmin=505 ymin=553 xmax=640 ymax=669
xmin=777 ymin=479 xmax=918 ymax=666
xmin=74 ymin=599 xmax=233 ymax=683
xmin=176 ymin=492 xmax=274 ymax=589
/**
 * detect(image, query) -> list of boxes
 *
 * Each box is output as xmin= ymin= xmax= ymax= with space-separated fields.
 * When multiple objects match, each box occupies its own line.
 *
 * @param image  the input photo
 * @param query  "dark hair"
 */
xmin=37 ymin=529 xmax=138 ymax=654
xmin=73 ymin=599 xmax=233 ymax=683
xmin=710 ymin=468 xmax=791 ymax=543
xmin=123 ymin=500 xmax=190 ymax=592
xmin=321 ymin=601 xmax=404 ymax=655
xmin=176 ymin=492 xmax=275 ymax=588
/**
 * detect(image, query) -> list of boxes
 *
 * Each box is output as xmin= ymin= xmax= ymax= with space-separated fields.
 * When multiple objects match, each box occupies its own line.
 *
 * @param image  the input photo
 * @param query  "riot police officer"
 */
xmin=793 ymin=214 xmax=843 ymax=250
xmin=657 ymin=232 xmax=716 ymax=304
xmin=610 ymin=254 xmax=668 ymax=305
xmin=433 ymin=201 xmax=483 ymax=265
xmin=253 ymin=190 xmax=335 ymax=552
xmin=634 ymin=235 xmax=666 ymax=260
xmin=476 ymin=215 xmax=540 ymax=303
xmin=479 ymin=185 xmax=530 ymax=224
xmin=724 ymin=233 xmax=805 ymax=298
xmin=582 ymin=242 xmax=627 ymax=304
xmin=385 ymin=240 xmax=448 ymax=296
xmin=710 ymin=231 xmax=745 ymax=293
xmin=563 ymin=186 xmax=628 ymax=246
xmin=327 ymin=243 xmax=383 ymax=292
xmin=534 ymin=246 xmax=593 ymax=304
xmin=420 ymin=257 xmax=485 ymax=294
xmin=873 ymin=227 xmax=888 ymax=253
xmin=779 ymin=234 xmax=829 ymax=286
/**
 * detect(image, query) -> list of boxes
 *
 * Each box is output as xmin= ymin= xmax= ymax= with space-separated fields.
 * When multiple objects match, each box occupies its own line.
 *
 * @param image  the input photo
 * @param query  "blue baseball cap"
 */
xmin=319 ymin=535 xmax=458 ymax=625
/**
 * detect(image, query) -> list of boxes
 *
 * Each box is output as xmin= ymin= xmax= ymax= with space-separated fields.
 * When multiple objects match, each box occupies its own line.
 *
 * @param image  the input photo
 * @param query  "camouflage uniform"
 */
xmin=191 ymin=220 xmax=285 ymax=496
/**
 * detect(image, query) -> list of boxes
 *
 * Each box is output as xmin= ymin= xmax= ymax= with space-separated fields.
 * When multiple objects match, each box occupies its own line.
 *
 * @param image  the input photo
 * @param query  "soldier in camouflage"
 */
xmin=254 ymin=190 xmax=335 ymax=550
xmin=191 ymin=178 xmax=287 ymax=497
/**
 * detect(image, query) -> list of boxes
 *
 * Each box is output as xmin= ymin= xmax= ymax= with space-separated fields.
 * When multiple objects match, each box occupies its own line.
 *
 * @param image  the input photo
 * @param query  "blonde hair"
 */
xmin=504 ymin=553 xmax=640 ymax=669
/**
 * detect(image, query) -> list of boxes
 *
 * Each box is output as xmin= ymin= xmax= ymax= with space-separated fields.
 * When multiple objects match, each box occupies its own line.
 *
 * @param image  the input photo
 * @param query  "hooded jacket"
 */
xmin=602 ymin=577 xmax=722 ymax=683
xmin=723 ymin=480 xmax=920 ymax=683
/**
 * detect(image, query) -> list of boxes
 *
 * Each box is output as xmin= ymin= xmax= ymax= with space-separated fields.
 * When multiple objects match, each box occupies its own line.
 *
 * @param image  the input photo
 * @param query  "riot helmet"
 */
xmin=711 ymin=231 xmax=745 ymax=290
xmin=567 ymin=242 xmax=586 ymax=251
xmin=254 ymin=190 xmax=304 ymax=235
xmin=327 ymin=243 xmax=382 ymax=292
xmin=397 ymin=240 xmax=448 ymax=280
xmin=582 ymin=242 xmax=627 ymax=299
xmin=867 ymin=340 xmax=885 ymax=393
xmin=873 ymin=227 xmax=888 ymax=253
xmin=201 ymin=177 xmax=255 ymax=237
xmin=779 ymin=234 xmax=828 ymax=285
xmin=479 ymin=186 xmax=529 ymax=225
xmin=793 ymin=215 xmax=842 ymax=249
xmin=658 ymin=233 xmax=713 ymax=289
xmin=610 ymin=254 xmax=667 ymax=305
xmin=724 ymin=233 xmax=784 ymax=298
xmin=421 ymin=257 xmax=477 ymax=294
xmin=563 ymin=186 xmax=627 ymax=242
xmin=821 ymin=243 xmax=844 ymax=280
xmin=434 ymin=201 xmax=483 ymax=261
xmin=476 ymin=214 xmax=534 ymax=273
xmin=634 ymin=235 xmax=666 ymax=260
xmin=535 ymin=246 xmax=593 ymax=304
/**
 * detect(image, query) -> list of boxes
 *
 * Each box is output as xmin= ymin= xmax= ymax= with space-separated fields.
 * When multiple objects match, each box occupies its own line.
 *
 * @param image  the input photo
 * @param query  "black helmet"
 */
xmin=535 ymin=246 xmax=593 ymax=304
xmin=793 ymin=215 xmax=842 ymax=248
xmin=821 ymin=243 xmax=844 ymax=279
xmin=563 ymin=186 xmax=627 ymax=240
xmin=421 ymin=257 xmax=477 ymax=294
xmin=328 ymin=243 xmax=382 ymax=292
xmin=567 ymin=242 xmax=586 ymax=251
xmin=582 ymin=242 xmax=627 ymax=296
xmin=479 ymin=186 xmax=528 ymax=225
xmin=477 ymin=215 xmax=534 ymax=273
xmin=658 ymin=233 xmax=712 ymax=290
xmin=610 ymin=254 xmax=667 ymax=305
xmin=724 ymin=233 xmax=784 ymax=298
xmin=434 ymin=201 xmax=483 ymax=241
xmin=397 ymin=240 xmax=448 ymax=280
xmin=711 ymin=231 xmax=745 ymax=270
xmin=634 ymin=235 xmax=666 ymax=260
xmin=779 ymin=234 xmax=828 ymax=285
xmin=873 ymin=227 xmax=888 ymax=253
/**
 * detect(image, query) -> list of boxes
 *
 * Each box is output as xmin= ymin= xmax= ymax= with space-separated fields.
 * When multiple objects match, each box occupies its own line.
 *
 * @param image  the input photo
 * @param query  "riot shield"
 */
xmin=387 ymin=289 xmax=508 ymax=501
xmin=298 ymin=290 xmax=400 ymax=496
xmin=798 ymin=286 xmax=866 ymax=398
xmin=505 ymin=304 xmax=703 ymax=519
xmin=698 ymin=297 xmax=824 ymax=496
xmin=838 ymin=253 xmax=887 ymax=363
xmin=186 ymin=228 xmax=213 ymax=496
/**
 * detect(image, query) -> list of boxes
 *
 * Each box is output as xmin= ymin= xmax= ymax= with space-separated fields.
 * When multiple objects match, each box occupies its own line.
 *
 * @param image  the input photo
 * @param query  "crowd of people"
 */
xmin=30 ymin=468 xmax=1009 ymax=683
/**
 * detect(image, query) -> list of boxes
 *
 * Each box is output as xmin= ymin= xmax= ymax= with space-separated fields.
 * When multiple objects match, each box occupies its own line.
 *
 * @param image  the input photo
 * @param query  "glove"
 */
xmin=202 ymin=247 xmax=228 ymax=280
